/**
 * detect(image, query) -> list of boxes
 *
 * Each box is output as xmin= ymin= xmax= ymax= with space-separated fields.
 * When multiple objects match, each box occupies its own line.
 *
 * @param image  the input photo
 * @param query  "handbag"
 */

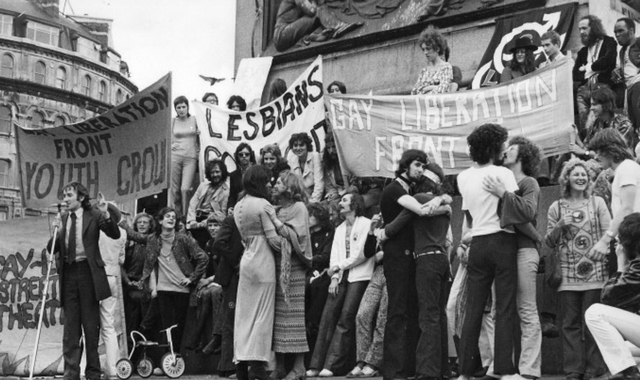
xmin=545 ymin=201 xmax=564 ymax=290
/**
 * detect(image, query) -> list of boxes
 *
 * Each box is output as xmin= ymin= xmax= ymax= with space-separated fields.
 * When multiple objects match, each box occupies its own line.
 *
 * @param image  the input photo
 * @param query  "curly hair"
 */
xmin=418 ymin=26 xmax=448 ymax=56
xmin=588 ymin=128 xmax=634 ymax=164
xmin=260 ymin=143 xmax=285 ymax=167
xmin=467 ymin=123 xmax=509 ymax=165
xmin=276 ymin=170 xmax=308 ymax=204
xmin=558 ymin=159 xmax=592 ymax=199
xmin=509 ymin=136 xmax=541 ymax=177
xmin=327 ymin=81 xmax=347 ymax=94
xmin=154 ymin=207 xmax=178 ymax=235
xmin=307 ymin=202 xmax=334 ymax=233
xmin=582 ymin=15 xmax=608 ymax=46
xmin=133 ymin=212 xmax=155 ymax=233
xmin=510 ymin=49 xmax=537 ymax=76
xmin=395 ymin=149 xmax=428 ymax=177
xmin=205 ymin=158 xmax=228 ymax=183
xmin=288 ymin=132 xmax=314 ymax=152
xmin=227 ymin=95 xmax=247 ymax=111
xmin=590 ymin=86 xmax=617 ymax=116
xmin=618 ymin=212 xmax=640 ymax=260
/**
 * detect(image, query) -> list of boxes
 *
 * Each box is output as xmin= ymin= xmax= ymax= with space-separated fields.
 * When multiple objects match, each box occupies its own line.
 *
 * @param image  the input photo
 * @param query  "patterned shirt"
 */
xmin=412 ymin=62 xmax=453 ymax=95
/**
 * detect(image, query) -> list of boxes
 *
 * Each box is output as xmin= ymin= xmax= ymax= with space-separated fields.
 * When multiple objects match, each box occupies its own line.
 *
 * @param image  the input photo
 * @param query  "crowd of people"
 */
xmin=48 ymin=15 xmax=640 ymax=380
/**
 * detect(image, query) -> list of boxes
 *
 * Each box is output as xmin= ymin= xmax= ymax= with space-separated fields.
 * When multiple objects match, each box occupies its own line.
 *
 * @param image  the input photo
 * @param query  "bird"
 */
xmin=199 ymin=75 xmax=226 ymax=86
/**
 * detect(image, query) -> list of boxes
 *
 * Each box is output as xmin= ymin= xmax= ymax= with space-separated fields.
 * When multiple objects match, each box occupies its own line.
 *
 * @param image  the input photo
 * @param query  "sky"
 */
xmin=66 ymin=0 xmax=237 ymax=107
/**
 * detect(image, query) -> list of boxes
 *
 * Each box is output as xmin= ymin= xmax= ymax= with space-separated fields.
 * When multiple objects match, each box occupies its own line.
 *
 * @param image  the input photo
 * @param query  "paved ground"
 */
xmin=5 ymin=376 xmax=567 ymax=380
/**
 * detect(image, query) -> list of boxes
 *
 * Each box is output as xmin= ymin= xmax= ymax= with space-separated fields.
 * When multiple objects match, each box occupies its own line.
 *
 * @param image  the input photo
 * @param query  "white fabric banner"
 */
xmin=194 ymin=56 xmax=326 ymax=173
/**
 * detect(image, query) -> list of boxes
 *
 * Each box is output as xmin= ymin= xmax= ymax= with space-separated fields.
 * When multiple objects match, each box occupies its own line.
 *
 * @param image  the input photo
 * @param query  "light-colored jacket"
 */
xmin=99 ymin=227 xmax=127 ymax=277
xmin=287 ymin=150 xmax=324 ymax=203
xmin=187 ymin=178 xmax=230 ymax=224
xmin=330 ymin=216 xmax=375 ymax=283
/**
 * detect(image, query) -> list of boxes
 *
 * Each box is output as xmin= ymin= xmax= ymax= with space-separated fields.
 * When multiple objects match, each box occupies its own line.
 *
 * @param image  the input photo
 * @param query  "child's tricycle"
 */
xmin=116 ymin=324 xmax=186 ymax=379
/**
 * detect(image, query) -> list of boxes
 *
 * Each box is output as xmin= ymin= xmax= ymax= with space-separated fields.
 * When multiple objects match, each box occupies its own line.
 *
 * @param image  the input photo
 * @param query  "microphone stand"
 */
xmin=29 ymin=203 xmax=61 ymax=380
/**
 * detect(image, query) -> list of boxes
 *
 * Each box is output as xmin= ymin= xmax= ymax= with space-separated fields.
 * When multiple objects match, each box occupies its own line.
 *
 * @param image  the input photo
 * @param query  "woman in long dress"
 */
xmin=233 ymin=165 xmax=280 ymax=380
xmin=264 ymin=170 xmax=313 ymax=380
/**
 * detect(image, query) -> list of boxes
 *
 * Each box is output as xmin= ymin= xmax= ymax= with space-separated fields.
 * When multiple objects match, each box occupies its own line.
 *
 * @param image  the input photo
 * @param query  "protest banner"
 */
xmin=16 ymin=74 xmax=172 ymax=210
xmin=0 ymin=217 xmax=127 ymax=376
xmin=194 ymin=56 xmax=326 ymax=173
xmin=327 ymin=59 xmax=574 ymax=178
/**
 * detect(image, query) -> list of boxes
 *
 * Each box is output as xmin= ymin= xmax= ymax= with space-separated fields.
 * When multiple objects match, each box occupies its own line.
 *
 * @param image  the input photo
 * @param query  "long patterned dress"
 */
xmin=273 ymin=201 xmax=312 ymax=353
xmin=233 ymin=195 xmax=278 ymax=361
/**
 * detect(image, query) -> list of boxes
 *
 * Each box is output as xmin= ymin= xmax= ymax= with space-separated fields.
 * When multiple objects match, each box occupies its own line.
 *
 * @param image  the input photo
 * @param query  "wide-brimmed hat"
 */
xmin=510 ymin=36 xmax=538 ymax=53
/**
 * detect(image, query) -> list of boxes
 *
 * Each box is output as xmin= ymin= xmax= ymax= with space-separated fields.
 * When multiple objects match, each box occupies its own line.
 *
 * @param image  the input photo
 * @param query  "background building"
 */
xmin=0 ymin=0 xmax=137 ymax=220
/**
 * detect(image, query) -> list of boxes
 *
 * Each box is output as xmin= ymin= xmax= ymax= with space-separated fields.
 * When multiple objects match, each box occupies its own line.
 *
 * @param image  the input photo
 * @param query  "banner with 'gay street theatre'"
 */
xmin=16 ymin=73 xmax=172 ymax=209
xmin=326 ymin=59 xmax=574 ymax=178
xmin=194 ymin=56 xmax=326 ymax=173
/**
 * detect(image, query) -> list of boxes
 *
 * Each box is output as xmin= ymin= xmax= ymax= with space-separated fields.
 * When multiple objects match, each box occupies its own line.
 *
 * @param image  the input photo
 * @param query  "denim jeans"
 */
xmin=559 ymin=290 xmax=606 ymax=378
xmin=356 ymin=266 xmax=387 ymax=369
xmin=459 ymin=232 xmax=518 ymax=376
xmin=415 ymin=253 xmax=450 ymax=378
xmin=516 ymin=248 xmax=542 ymax=377
xmin=170 ymin=154 xmax=197 ymax=217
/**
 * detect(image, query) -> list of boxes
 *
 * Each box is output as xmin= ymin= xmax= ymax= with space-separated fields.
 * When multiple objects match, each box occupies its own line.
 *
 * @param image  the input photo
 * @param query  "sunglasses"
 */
xmin=238 ymin=152 xmax=251 ymax=157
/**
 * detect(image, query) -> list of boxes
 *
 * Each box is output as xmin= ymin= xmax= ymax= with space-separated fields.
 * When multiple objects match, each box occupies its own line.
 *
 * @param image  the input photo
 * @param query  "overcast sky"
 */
xmin=66 ymin=0 xmax=237 ymax=106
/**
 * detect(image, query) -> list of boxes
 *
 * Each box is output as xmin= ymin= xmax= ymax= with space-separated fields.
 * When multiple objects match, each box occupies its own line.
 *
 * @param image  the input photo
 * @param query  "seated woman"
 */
xmin=286 ymin=132 xmax=324 ymax=203
xmin=411 ymin=26 xmax=453 ymax=95
xmin=500 ymin=36 xmax=537 ymax=83
xmin=307 ymin=192 xmax=375 ymax=377
xmin=585 ymin=212 xmax=640 ymax=379
xmin=260 ymin=143 xmax=290 ymax=187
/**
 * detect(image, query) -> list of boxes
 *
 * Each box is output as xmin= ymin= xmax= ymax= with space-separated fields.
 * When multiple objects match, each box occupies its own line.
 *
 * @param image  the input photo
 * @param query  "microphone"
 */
xmin=50 ymin=202 xmax=67 ymax=208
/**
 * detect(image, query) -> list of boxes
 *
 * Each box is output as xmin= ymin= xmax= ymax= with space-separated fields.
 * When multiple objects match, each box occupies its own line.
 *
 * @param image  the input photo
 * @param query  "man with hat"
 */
xmin=501 ymin=35 xmax=539 ymax=83
xmin=48 ymin=182 xmax=121 ymax=380
xmin=98 ymin=201 xmax=127 ymax=379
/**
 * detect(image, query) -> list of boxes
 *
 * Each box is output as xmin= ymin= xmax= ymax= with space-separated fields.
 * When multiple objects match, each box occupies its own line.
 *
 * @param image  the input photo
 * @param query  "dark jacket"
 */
xmin=573 ymin=36 xmax=618 ymax=87
xmin=212 ymin=215 xmax=244 ymax=287
xmin=227 ymin=170 xmax=244 ymax=210
xmin=47 ymin=207 xmax=121 ymax=307
xmin=601 ymin=257 xmax=640 ymax=313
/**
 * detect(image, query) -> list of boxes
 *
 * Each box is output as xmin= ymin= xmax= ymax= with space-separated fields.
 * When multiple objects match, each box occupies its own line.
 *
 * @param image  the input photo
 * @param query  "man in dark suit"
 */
xmin=48 ymin=182 xmax=121 ymax=380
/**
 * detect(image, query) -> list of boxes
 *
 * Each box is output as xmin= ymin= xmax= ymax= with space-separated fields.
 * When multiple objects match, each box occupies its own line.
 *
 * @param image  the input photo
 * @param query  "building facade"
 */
xmin=0 ymin=0 xmax=137 ymax=220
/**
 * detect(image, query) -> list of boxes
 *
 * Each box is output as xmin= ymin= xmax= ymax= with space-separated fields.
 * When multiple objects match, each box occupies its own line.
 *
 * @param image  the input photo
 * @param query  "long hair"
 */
xmin=133 ymin=212 xmax=155 ymax=233
xmin=509 ymin=136 xmax=541 ymax=177
xmin=582 ymin=15 xmax=608 ymax=46
xmin=307 ymin=202 xmax=334 ymax=233
xmin=323 ymin=133 xmax=340 ymax=171
xmin=259 ymin=144 xmax=285 ymax=167
xmin=154 ymin=207 xmax=178 ymax=235
xmin=268 ymin=78 xmax=287 ymax=102
xmin=558 ymin=159 xmax=592 ymax=199
xmin=588 ymin=128 xmax=634 ymax=164
xmin=590 ymin=87 xmax=617 ymax=116
xmin=242 ymin=165 xmax=271 ymax=200
xmin=395 ymin=149 xmax=427 ymax=177
xmin=467 ymin=123 xmax=508 ymax=165
xmin=344 ymin=192 xmax=366 ymax=217
xmin=62 ymin=182 xmax=91 ymax=210
xmin=227 ymin=95 xmax=247 ymax=111
xmin=234 ymin=142 xmax=257 ymax=165
xmin=510 ymin=49 xmax=536 ymax=76
xmin=276 ymin=170 xmax=308 ymax=204
xmin=205 ymin=158 xmax=229 ymax=183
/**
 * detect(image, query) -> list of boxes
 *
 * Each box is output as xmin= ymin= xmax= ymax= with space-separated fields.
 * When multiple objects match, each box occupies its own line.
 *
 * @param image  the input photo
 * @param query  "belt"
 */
xmin=414 ymin=250 xmax=444 ymax=259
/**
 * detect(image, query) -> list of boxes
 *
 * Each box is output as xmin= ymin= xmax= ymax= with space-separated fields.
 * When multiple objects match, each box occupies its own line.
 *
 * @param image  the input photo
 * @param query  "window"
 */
xmin=56 ymin=66 xmax=66 ymax=89
xmin=0 ymin=160 xmax=10 ymax=188
xmin=116 ymin=89 xmax=123 ymax=104
xmin=1 ymin=54 xmax=13 ymax=78
xmin=34 ymin=61 xmax=46 ymax=84
xmin=0 ymin=14 xmax=12 ymax=36
xmin=31 ymin=112 xmax=44 ymax=129
xmin=76 ymin=37 xmax=100 ymax=61
xmin=54 ymin=116 xmax=66 ymax=127
xmin=83 ymin=75 xmax=92 ymax=96
xmin=99 ymin=81 xmax=107 ymax=102
xmin=0 ymin=106 xmax=11 ymax=135
xmin=26 ymin=22 xmax=59 ymax=46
